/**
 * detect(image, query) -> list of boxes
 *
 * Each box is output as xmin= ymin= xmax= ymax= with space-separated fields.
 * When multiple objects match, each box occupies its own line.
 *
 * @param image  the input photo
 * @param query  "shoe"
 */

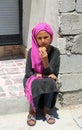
xmin=45 ymin=114 xmax=55 ymax=124
xmin=27 ymin=114 xmax=36 ymax=126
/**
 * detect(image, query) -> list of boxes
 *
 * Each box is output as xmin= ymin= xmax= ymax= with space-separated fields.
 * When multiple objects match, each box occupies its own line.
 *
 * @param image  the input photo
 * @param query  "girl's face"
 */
xmin=36 ymin=31 xmax=52 ymax=48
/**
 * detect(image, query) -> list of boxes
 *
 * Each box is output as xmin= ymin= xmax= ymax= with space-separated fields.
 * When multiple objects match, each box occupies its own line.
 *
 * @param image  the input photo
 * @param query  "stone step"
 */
xmin=0 ymin=96 xmax=28 ymax=115
xmin=0 ymin=57 xmax=66 ymax=115
xmin=0 ymin=58 xmax=29 ymax=115
xmin=1 ymin=57 xmax=81 ymax=115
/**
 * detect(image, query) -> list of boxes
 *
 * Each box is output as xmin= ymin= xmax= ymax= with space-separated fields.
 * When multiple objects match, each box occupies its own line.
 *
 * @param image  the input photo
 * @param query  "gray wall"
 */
xmin=57 ymin=0 xmax=82 ymax=106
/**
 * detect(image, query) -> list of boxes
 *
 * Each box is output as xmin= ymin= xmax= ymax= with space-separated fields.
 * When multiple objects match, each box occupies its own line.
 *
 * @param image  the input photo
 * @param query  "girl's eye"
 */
xmin=44 ymin=36 xmax=48 ymax=39
xmin=36 ymin=36 xmax=49 ymax=40
xmin=37 ymin=37 xmax=41 ymax=40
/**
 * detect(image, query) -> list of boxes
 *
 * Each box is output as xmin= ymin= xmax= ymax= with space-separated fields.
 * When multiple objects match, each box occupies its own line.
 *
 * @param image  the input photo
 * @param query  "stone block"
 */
xmin=60 ymin=55 xmax=82 ymax=73
xmin=66 ymin=41 xmax=73 ymax=51
xmin=60 ymin=74 xmax=82 ymax=92
xmin=60 ymin=12 xmax=82 ymax=35
xmin=0 ymin=96 xmax=28 ymax=115
xmin=62 ymin=91 xmax=82 ymax=106
xmin=59 ymin=0 xmax=75 ymax=12
xmin=71 ymin=35 xmax=82 ymax=54
xmin=57 ymin=38 xmax=66 ymax=54
xmin=76 ymin=0 xmax=82 ymax=13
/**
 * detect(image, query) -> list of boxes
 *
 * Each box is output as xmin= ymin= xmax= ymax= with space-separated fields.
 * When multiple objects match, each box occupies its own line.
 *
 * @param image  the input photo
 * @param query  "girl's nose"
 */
xmin=42 ymin=38 xmax=45 ymax=43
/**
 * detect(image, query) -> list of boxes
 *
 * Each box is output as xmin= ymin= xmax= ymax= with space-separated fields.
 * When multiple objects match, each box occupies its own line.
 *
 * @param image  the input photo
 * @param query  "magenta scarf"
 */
xmin=25 ymin=22 xmax=53 ymax=111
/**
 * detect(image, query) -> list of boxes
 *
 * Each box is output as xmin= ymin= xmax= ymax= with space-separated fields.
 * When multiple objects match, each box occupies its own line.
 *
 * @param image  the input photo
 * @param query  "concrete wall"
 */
xmin=26 ymin=0 xmax=59 ymax=49
xmin=23 ymin=0 xmax=32 ymax=47
xmin=57 ymin=0 xmax=82 ymax=106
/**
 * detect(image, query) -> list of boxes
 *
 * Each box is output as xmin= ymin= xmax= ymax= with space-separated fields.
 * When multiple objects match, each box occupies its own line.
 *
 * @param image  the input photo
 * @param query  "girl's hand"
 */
xmin=48 ymin=74 xmax=57 ymax=80
xmin=39 ymin=47 xmax=47 ymax=59
xmin=36 ymin=73 xmax=42 ymax=78
xmin=39 ymin=47 xmax=49 ymax=68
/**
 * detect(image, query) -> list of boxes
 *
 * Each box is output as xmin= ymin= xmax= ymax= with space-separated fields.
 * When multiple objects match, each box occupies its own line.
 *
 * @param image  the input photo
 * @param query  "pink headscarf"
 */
xmin=25 ymin=23 xmax=54 ymax=111
xmin=31 ymin=22 xmax=53 ymax=73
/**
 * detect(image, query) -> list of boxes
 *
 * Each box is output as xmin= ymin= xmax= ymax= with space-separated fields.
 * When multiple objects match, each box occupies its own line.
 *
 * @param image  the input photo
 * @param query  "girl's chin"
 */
xmin=39 ymin=45 xmax=49 ymax=48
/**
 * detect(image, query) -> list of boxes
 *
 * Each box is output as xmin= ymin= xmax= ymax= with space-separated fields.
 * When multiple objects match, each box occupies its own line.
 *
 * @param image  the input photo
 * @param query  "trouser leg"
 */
xmin=33 ymin=95 xmax=41 ymax=109
xmin=44 ymin=92 xmax=54 ymax=109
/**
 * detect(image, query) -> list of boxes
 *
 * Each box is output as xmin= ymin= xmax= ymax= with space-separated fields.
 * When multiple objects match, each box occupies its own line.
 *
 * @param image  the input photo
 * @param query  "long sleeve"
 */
xmin=43 ymin=47 xmax=60 ymax=77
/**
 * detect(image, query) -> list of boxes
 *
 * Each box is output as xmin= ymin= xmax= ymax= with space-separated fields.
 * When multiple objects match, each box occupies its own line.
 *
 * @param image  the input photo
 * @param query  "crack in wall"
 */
xmin=75 ymin=0 xmax=77 ymax=3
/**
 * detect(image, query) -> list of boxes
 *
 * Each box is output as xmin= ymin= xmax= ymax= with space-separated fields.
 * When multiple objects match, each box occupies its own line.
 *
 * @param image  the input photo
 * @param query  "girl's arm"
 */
xmin=43 ymin=47 xmax=60 ymax=77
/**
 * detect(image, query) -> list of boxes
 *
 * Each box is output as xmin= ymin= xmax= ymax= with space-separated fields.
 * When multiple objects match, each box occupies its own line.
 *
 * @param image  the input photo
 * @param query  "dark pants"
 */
xmin=33 ymin=93 xmax=54 ymax=109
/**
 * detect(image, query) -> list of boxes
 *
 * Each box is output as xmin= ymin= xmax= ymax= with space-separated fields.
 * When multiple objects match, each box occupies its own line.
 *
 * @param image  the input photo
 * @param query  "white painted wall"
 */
xmin=23 ymin=0 xmax=59 ymax=49
xmin=23 ymin=0 xmax=32 ymax=47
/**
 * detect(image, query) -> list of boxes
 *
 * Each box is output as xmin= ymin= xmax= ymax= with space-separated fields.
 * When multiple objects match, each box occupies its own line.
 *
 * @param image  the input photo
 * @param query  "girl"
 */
xmin=23 ymin=22 xmax=60 ymax=126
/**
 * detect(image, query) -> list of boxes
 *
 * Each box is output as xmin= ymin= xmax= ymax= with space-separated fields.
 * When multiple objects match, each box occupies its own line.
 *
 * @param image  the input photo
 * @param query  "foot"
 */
xmin=27 ymin=105 xmax=36 ymax=126
xmin=43 ymin=107 xmax=55 ymax=124
xmin=45 ymin=114 xmax=55 ymax=124
xmin=27 ymin=114 xmax=36 ymax=126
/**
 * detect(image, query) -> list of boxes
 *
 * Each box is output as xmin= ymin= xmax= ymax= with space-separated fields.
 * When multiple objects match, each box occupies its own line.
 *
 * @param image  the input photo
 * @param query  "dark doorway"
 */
xmin=0 ymin=0 xmax=22 ymax=45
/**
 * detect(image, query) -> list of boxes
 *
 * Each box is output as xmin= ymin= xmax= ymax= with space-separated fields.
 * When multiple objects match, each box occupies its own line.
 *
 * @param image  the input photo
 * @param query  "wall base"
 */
xmin=0 ymin=45 xmax=28 ymax=58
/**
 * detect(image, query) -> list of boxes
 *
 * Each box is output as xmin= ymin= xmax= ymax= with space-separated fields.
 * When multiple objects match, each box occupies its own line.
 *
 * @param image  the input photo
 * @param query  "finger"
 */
xmin=48 ymin=75 xmax=51 ymax=78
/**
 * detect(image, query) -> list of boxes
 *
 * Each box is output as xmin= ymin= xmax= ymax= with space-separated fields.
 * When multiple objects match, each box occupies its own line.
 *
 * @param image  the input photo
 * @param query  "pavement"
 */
xmin=0 ymin=104 xmax=82 ymax=130
xmin=0 ymin=56 xmax=82 ymax=130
